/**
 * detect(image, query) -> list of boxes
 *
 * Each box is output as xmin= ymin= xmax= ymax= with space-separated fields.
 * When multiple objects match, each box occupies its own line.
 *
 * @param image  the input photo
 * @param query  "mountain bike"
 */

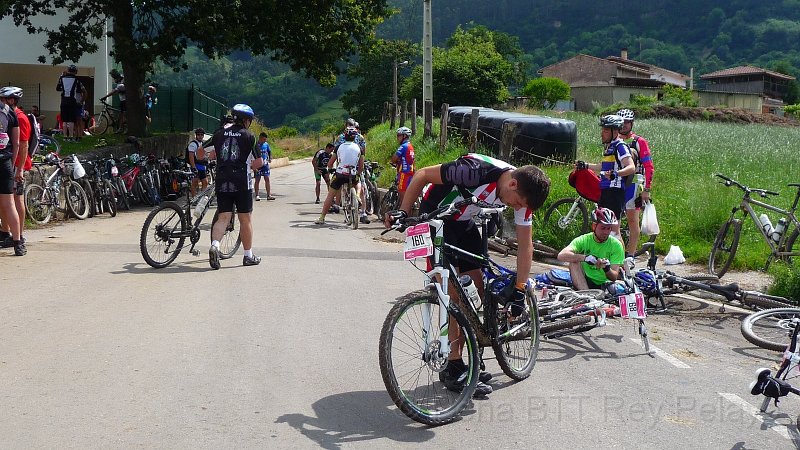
xmin=708 ymin=173 xmax=800 ymax=278
xmin=81 ymin=159 xmax=116 ymax=217
xmin=139 ymin=175 xmax=241 ymax=268
xmin=377 ymin=163 xmax=420 ymax=219
xmin=337 ymin=167 xmax=360 ymax=230
xmin=379 ymin=198 xmax=539 ymax=425
xmin=741 ymin=308 xmax=800 ymax=352
xmin=25 ymin=154 xmax=90 ymax=224
xmin=363 ymin=161 xmax=381 ymax=215
xmin=89 ymin=100 xmax=122 ymax=135
xmin=105 ymin=156 xmax=130 ymax=211
xmin=749 ymin=312 xmax=800 ymax=420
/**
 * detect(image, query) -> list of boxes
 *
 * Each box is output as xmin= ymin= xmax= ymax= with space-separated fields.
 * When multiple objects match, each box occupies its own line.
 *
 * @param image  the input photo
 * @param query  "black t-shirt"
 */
xmin=314 ymin=149 xmax=331 ymax=169
xmin=212 ymin=125 xmax=258 ymax=192
xmin=0 ymin=104 xmax=19 ymax=156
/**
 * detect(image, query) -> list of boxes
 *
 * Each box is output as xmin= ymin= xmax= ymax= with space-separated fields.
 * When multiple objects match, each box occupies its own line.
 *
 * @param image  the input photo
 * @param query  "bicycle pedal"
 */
xmin=191 ymin=250 xmax=200 ymax=256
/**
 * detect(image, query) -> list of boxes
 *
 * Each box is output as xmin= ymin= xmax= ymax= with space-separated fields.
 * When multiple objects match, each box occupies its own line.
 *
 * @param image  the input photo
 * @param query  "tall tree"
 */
xmin=4 ymin=0 xmax=390 ymax=136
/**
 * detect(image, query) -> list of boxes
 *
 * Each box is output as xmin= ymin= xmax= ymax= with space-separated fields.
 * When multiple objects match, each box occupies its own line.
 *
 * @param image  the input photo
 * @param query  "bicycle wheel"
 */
xmin=113 ymin=178 xmax=131 ymax=211
xmin=379 ymin=187 xmax=399 ymax=218
xmin=542 ymin=198 xmax=589 ymax=246
xmin=79 ymin=179 xmax=95 ymax=217
xmin=784 ymin=228 xmax=798 ymax=265
xmin=350 ymin=186 xmax=359 ymax=230
xmin=91 ymin=113 xmax=109 ymax=135
xmin=742 ymin=292 xmax=793 ymax=310
xmin=140 ymin=202 xmax=186 ymax=268
xmin=662 ymin=274 xmax=720 ymax=295
xmin=212 ymin=207 xmax=242 ymax=259
xmin=741 ymin=308 xmax=800 ymax=352
xmin=342 ymin=189 xmax=353 ymax=226
xmin=102 ymin=180 xmax=117 ymax=217
xmin=709 ymin=218 xmax=741 ymax=278
xmin=363 ymin=182 xmax=374 ymax=215
xmin=24 ymin=183 xmax=53 ymax=224
xmin=638 ymin=320 xmax=652 ymax=355
xmin=489 ymin=289 xmax=540 ymax=380
xmin=379 ymin=290 xmax=479 ymax=426
xmin=540 ymin=315 xmax=593 ymax=337
xmin=65 ymin=181 xmax=90 ymax=220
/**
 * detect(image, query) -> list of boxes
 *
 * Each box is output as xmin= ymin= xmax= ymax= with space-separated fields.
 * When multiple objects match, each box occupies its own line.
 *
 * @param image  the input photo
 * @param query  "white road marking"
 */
xmin=719 ymin=392 xmax=794 ymax=440
xmin=630 ymin=338 xmax=691 ymax=368
xmin=671 ymin=293 xmax=753 ymax=314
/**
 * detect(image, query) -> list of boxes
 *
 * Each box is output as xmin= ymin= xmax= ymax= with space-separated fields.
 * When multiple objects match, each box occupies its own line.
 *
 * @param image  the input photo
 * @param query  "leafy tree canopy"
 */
xmin=4 ymin=0 xmax=390 ymax=135
xmin=521 ymin=77 xmax=570 ymax=110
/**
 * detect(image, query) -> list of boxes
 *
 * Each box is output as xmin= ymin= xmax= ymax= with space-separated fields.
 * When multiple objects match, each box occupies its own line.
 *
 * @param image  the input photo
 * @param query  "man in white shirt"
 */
xmin=314 ymin=127 xmax=363 ymax=225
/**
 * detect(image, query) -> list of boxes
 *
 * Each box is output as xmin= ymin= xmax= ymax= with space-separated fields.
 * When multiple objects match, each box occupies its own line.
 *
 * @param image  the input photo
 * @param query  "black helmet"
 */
xmin=344 ymin=126 xmax=358 ymax=140
xmin=68 ymin=64 xmax=78 ymax=74
xmin=194 ymin=127 xmax=205 ymax=135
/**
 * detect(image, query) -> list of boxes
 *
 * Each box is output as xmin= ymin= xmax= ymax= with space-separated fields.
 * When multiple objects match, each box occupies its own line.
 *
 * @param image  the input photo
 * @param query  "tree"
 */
xmin=341 ymin=39 xmax=419 ymax=129
xmin=521 ymin=77 xmax=570 ymax=110
xmin=4 ymin=0 xmax=390 ymax=136
xmin=401 ymin=29 xmax=512 ymax=107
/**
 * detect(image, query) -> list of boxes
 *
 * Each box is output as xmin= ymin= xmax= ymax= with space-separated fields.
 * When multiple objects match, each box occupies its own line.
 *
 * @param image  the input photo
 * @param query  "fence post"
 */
xmin=469 ymin=108 xmax=479 ymax=152
xmin=424 ymin=100 xmax=433 ymax=138
xmin=500 ymin=122 xmax=517 ymax=161
xmin=411 ymin=99 xmax=417 ymax=135
xmin=390 ymin=102 xmax=396 ymax=128
xmin=400 ymin=101 xmax=406 ymax=127
xmin=439 ymin=103 xmax=449 ymax=152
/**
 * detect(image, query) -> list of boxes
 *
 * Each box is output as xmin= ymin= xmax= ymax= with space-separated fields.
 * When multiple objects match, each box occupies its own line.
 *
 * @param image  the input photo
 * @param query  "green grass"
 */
xmin=364 ymin=110 xmax=800 ymax=271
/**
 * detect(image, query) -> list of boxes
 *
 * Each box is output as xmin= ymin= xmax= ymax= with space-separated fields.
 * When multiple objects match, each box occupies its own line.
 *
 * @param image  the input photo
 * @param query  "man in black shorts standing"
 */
xmin=312 ymin=143 xmax=334 ymax=204
xmin=208 ymin=103 xmax=264 ymax=269
xmin=0 ymin=96 xmax=22 ymax=255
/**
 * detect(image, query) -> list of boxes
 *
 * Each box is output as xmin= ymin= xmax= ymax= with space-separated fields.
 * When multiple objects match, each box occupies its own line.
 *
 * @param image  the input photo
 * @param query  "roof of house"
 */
xmin=700 ymin=65 xmax=795 ymax=81
xmin=539 ymin=53 xmax=690 ymax=82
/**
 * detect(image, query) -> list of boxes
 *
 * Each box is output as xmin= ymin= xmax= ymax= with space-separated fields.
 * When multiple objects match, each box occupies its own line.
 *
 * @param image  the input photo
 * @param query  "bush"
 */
xmin=785 ymin=104 xmax=800 ymax=120
xmin=522 ymin=77 xmax=571 ymax=110
xmin=270 ymin=125 xmax=299 ymax=139
xmin=769 ymin=263 xmax=800 ymax=304
xmin=662 ymin=85 xmax=698 ymax=107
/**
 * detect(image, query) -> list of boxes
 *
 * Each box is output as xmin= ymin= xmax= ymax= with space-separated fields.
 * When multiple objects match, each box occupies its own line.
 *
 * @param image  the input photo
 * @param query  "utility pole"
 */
xmin=423 ymin=0 xmax=433 ymax=136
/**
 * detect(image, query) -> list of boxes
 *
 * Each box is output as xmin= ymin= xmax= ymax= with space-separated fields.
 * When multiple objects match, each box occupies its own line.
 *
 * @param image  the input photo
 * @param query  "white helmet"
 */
xmin=396 ymin=126 xmax=412 ymax=136
xmin=617 ymin=109 xmax=635 ymax=121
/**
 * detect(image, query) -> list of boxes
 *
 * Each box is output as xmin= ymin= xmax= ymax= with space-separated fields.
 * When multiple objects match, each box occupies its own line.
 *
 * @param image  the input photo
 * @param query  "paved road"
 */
xmin=2 ymin=160 xmax=798 ymax=448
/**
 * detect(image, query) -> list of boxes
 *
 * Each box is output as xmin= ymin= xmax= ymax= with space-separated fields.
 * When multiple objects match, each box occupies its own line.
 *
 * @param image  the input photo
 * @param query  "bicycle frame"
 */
xmin=732 ymin=194 xmax=800 ymax=259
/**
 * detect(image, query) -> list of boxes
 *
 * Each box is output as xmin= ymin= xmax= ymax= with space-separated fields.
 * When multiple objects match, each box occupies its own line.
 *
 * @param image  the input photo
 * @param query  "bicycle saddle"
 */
xmin=750 ymin=368 xmax=796 ymax=406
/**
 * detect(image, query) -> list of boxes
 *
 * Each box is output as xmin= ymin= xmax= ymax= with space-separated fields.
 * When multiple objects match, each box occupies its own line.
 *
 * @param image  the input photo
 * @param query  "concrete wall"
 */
xmin=541 ymin=55 xmax=619 ymax=87
xmin=569 ymin=86 xmax=661 ymax=113
xmin=0 ymin=11 xmax=112 ymax=129
xmin=696 ymin=91 xmax=762 ymax=113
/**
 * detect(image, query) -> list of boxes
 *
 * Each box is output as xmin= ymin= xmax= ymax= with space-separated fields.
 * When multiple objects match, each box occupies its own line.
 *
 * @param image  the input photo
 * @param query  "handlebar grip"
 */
xmin=766 ymin=190 xmax=780 ymax=196
xmin=714 ymin=173 xmax=731 ymax=181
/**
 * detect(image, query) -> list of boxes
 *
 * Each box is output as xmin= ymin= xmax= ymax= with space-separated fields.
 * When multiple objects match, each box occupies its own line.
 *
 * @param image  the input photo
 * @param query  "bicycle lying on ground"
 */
xmin=749 ymin=312 xmax=800 ymax=420
xmin=708 ymin=173 xmax=800 ymax=278
xmin=139 ymin=174 xmax=241 ymax=268
xmin=741 ymin=308 xmax=800 ymax=352
xmin=379 ymin=198 xmax=539 ymax=425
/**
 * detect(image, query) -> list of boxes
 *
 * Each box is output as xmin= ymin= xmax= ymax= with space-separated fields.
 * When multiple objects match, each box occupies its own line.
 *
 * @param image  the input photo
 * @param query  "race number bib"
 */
xmin=618 ymin=292 xmax=647 ymax=319
xmin=403 ymin=223 xmax=433 ymax=260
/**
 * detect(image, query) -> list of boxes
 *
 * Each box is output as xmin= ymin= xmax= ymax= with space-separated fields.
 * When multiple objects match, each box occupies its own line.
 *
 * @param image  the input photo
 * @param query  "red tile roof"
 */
xmin=701 ymin=65 xmax=795 ymax=80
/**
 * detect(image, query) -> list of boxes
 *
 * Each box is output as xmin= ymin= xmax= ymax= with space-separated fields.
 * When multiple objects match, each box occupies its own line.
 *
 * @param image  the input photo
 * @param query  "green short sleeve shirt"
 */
xmin=567 ymin=233 xmax=625 ymax=285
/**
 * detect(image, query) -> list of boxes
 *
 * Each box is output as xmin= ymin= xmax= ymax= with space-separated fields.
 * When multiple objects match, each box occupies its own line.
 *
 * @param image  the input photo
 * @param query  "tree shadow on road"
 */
xmin=110 ymin=260 xmax=225 ymax=274
xmin=275 ymin=390 xmax=436 ymax=449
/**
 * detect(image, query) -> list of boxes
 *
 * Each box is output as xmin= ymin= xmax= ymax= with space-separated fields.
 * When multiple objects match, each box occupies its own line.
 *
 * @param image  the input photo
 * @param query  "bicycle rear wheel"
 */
xmin=65 ymin=181 xmax=90 ymax=220
xmin=741 ymin=308 xmax=800 ymax=352
xmin=379 ymin=291 xmax=479 ymax=426
xmin=212 ymin=207 xmax=242 ymax=259
xmin=489 ymin=289 xmax=539 ymax=380
xmin=140 ymin=202 xmax=186 ymax=268
xmin=379 ymin=187 xmax=399 ymax=218
xmin=91 ymin=113 xmax=109 ymax=135
xmin=542 ymin=198 xmax=589 ymax=248
xmin=24 ymin=183 xmax=53 ymax=224
xmin=102 ymin=180 xmax=117 ymax=217
xmin=709 ymin=218 xmax=741 ymax=278
xmin=342 ymin=188 xmax=354 ymax=226
xmin=349 ymin=186 xmax=359 ymax=230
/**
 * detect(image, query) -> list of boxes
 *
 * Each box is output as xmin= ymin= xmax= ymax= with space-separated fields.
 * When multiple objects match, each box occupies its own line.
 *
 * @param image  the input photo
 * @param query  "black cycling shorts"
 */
xmin=216 ymin=190 xmax=253 ymax=214
xmin=432 ymin=220 xmax=482 ymax=273
xmin=599 ymin=187 xmax=626 ymax=223
xmin=0 ymin=157 xmax=14 ymax=195
xmin=330 ymin=173 xmax=358 ymax=191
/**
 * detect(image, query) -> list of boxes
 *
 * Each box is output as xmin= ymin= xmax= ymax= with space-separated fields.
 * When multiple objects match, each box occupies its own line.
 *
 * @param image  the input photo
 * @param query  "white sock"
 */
xmin=244 ymin=249 xmax=253 ymax=257
xmin=211 ymin=240 xmax=220 ymax=249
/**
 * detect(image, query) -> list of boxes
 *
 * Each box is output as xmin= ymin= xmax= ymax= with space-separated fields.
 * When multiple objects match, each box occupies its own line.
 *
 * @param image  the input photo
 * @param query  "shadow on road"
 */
xmin=275 ymin=390 xmax=435 ymax=448
xmin=111 ymin=260 xmax=224 ymax=274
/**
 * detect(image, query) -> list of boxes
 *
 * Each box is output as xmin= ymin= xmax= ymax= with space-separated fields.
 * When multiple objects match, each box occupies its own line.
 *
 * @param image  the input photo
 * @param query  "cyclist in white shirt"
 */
xmin=314 ymin=127 xmax=364 ymax=225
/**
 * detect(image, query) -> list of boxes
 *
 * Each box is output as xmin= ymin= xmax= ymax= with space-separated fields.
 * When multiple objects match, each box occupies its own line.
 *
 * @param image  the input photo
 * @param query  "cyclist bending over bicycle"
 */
xmin=208 ymin=103 xmax=263 ymax=269
xmin=557 ymin=207 xmax=624 ymax=290
xmin=384 ymin=153 xmax=550 ymax=395
xmin=391 ymin=126 xmax=415 ymax=206
xmin=314 ymin=127 xmax=364 ymax=225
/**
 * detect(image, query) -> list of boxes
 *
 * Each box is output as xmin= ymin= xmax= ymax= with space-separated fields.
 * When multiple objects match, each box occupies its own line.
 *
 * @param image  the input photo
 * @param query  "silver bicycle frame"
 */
xmin=738 ymin=196 xmax=800 ymax=258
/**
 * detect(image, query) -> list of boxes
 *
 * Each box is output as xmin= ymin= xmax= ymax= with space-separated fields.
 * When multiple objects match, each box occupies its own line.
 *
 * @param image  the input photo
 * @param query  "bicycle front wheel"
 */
xmin=212 ymin=207 xmax=242 ymax=259
xmin=741 ymin=308 xmax=800 ymax=352
xmin=91 ymin=113 xmax=109 ymax=135
xmin=379 ymin=291 xmax=479 ymax=426
xmin=25 ymin=183 xmax=53 ymax=224
xmin=542 ymin=198 xmax=589 ymax=246
xmin=102 ymin=180 xmax=117 ymax=217
xmin=350 ymin=186 xmax=359 ymax=230
xmin=378 ymin=187 xmax=399 ymax=218
xmin=708 ymin=218 xmax=741 ymax=278
xmin=489 ymin=288 xmax=540 ymax=380
xmin=140 ymin=202 xmax=186 ymax=268
xmin=66 ymin=181 xmax=90 ymax=220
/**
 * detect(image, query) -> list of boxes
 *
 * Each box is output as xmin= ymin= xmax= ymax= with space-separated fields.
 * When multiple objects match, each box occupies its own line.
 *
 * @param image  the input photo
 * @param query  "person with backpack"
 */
xmin=0 ymin=87 xmax=25 ymax=256
xmin=617 ymin=108 xmax=655 ymax=257
xmin=575 ymin=114 xmax=635 ymax=243
xmin=186 ymin=128 xmax=208 ymax=197
xmin=56 ymin=64 xmax=87 ymax=142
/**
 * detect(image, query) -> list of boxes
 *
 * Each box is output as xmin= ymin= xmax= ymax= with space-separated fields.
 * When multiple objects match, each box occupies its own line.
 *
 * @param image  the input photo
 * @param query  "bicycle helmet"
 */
xmin=45 ymin=152 xmax=59 ymax=165
xmin=194 ymin=127 xmax=205 ymax=135
xmin=634 ymin=270 xmax=658 ymax=295
xmin=0 ymin=86 xmax=23 ymax=99
xmin=346 ymin=117 xmax=356 ymax=127
xmin=598 ymin=114 xmax=624 ymax=129
xmin=617 ymin=109 xmax=635 ymax=121
xmin=231 ymin=104 xmax=255 ymax=121
xmin=592 ymin=207 xmax=618 ymax=225
xmin=344 ymin=126 xmax=358 ymax=140
xmin=396 ymin=126 xmax=412 ymax=137
xmin=67 ymin=64 xmax=78 ymax=74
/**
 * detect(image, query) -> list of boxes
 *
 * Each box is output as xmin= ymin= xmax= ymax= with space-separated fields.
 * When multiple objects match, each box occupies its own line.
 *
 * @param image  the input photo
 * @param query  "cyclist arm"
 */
xmin=358 ymin=153 xmax=365 ymax=174
xmin=250 ymin=140 xmax=264 ymax=171
xmin=515 ymin=224 xmax=533 ymax=287
xmin=311 ymin=153 xmax=319 ymax=171
xmin=398 ymin=165 xmax=442 ymax=214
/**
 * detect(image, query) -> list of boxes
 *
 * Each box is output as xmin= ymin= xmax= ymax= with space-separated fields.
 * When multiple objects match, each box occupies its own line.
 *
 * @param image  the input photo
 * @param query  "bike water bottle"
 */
xmin=758 ymin=214 xmax=774 ymax=235
xmin=772 ymin=218 xmax=787 ymax=243
xmin=194 ymin=195 xmax=209 ymax=217
xmin=459 ymin=275 xmax=482 ymax=311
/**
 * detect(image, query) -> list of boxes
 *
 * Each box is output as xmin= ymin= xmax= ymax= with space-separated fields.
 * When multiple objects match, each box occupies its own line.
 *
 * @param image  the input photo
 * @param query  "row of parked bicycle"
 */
xmin=25 ymin=151 xmax=199 ymax=225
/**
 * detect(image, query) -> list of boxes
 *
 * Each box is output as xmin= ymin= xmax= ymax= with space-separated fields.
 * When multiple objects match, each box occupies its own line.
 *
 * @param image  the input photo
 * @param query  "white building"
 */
xmin=0 ymin=12 xmax=112 ymax=129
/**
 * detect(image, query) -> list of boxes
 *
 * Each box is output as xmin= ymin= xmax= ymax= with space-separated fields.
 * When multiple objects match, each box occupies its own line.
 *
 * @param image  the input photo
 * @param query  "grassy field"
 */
xmin=364 ymin=111 xmax=800 ymax=271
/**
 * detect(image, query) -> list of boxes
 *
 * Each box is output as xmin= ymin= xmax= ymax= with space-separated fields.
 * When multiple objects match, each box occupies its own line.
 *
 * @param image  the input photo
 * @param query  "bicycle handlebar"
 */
xmin=715 ymin=173 xmax=780 ymax=197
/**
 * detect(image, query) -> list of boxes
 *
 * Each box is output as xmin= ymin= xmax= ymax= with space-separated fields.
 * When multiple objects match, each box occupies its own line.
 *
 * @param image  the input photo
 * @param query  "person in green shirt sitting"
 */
xmin=557 ymin=207 xmax=625 ymax=290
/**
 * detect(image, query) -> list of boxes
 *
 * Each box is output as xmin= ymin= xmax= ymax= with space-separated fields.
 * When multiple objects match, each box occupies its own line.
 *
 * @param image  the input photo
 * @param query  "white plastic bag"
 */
xmin=664 ymin=245 xmax=686 ymax=265
xmin=640 ymin=202 xmax=660 ymax=236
